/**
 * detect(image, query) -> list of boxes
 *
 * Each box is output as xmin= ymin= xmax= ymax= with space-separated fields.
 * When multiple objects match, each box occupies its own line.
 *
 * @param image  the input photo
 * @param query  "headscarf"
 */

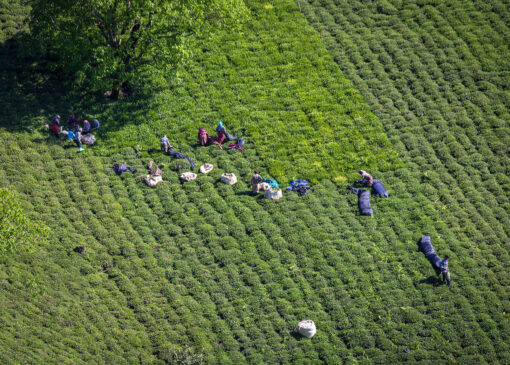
xmin=216 ymin=120 xmax=223 ymax=131
xmin=84 ymin=120 xmax=90 ymax=125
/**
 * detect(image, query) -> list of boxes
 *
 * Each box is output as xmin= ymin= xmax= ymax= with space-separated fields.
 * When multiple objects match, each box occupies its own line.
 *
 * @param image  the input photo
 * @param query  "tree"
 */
xmin=29 ymin=0 xmax=248 ymax=98
xmin=0 ymin=188 xmax=48 ymax=255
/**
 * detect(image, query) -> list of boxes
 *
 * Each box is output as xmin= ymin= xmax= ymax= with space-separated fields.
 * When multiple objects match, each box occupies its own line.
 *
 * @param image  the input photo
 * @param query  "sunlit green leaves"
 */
xmin=0 ymin=188 xmax=48 ymax=254
xmin=29 ymin=0 xmax=249 ymax=95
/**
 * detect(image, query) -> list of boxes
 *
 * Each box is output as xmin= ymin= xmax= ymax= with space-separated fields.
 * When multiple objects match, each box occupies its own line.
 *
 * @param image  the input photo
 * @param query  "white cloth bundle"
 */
xmin=180 ymin=172 xmax=197 ymax=182
xmin=296 ymin=320 xmax=316 ymax=338
xmin=264 ymin=189 xmax=282 ymax=200
xmin=145 ymin=174 xmax=163 ymax=187
xmin=199 ymin=163 xmax=214 ymax=174
xmin=220 ymin=173 xmax=237 ymax=185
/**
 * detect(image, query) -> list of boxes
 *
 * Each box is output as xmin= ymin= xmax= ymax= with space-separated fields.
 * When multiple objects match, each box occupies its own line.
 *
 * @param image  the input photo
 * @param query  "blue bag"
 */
xmin=372 ymin=179 xmax=388 ymax=197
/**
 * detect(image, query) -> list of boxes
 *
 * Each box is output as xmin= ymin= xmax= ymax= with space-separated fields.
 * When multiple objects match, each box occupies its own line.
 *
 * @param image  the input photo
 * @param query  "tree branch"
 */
xmin=111 ymin=0 xmax=119 ymax=42
xmin=82 ymin=0 xmax=111 ymax=45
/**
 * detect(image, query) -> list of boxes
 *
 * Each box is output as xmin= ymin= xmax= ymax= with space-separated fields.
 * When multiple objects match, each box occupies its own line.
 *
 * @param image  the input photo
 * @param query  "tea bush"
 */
xmin=0 ymin=0 xmax=509 ymax=363
xmin=300 ymin=0 xmax=509 ymax=361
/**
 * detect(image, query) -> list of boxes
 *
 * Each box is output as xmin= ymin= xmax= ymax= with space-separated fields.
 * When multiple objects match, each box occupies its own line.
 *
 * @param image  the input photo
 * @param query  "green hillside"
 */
xmin=0 ymin=0 xmax=509 ymax=364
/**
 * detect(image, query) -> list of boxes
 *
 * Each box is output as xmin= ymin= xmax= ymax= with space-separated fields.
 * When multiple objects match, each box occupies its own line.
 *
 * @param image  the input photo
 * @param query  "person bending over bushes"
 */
xmin=418 ymin=235 xmax=451 ymax=287
xmin=357 ymin=169 xmax=373 ymax=186
xmin=160 ymin=135 xmax=172 ymax=153
xmin=251 ymin=171 xmax=262 ymax=195
xmin=356 ymin=170 xmax=389 ymax=197
xmin=440 ymin=255 xmax=451 ymax=287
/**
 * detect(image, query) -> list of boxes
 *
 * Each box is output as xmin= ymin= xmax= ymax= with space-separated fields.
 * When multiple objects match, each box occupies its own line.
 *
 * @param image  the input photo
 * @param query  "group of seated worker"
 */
xmin=198 ymin=121 xmax=227 ymax=149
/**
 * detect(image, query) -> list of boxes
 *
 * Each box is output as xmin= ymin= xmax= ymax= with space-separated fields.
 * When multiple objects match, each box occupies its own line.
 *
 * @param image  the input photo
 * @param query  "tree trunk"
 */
xmin=111 ymin=86 xmax=121 ymax=100
xmin=110 ymin=81 xmax=128 ymax=99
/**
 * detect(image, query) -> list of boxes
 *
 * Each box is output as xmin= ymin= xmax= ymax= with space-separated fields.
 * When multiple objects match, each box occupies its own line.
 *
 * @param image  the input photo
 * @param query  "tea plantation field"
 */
xmin=0 ymin=0 xmax=509 ymax=364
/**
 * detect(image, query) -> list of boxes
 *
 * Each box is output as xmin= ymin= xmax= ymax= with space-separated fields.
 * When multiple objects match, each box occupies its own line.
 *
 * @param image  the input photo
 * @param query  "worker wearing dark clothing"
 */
xmin=82 ymin=120 xmax=91 ymax=134
xmin=51 ymin=114 xmax=61 ymax=136
xmin=92 ymin=119 xmax=100 ymax=131
xmin=439 ymin=255 xmax=451 ymax=287
xmin=69 ymin=114 xmax=78 ymax=128
xmin=251 ymin=171 xmax=262 ymax=195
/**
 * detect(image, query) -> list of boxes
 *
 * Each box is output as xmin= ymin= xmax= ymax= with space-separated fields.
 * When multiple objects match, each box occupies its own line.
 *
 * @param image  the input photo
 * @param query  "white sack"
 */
xmin=296 ymin=320 xmax=316 ymax=338
xmin=220 ymin=173 xmax=237 ymax=185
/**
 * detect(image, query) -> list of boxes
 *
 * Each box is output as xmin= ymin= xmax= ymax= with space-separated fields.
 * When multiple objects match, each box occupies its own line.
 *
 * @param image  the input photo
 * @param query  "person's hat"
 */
xmin=84 ymin=120 xmax=90 ymax=124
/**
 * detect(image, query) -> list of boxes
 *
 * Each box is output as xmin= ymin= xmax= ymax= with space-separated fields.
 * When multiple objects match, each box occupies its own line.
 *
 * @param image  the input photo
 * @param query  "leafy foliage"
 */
xmin=77 ymin=0 xmax=401 ymax=185
xmin=29 ymin=0 xmax=248 ymax=97
xmin=0 ymin=188 xmax=48 ymax=254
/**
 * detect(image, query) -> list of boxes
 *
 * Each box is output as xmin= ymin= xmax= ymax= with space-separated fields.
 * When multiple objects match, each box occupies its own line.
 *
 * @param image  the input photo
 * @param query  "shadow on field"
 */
xmin=236 ymin=191 xmax=256 ymax=197
xmin=289 ymin=330 xmax=305 ymax=340
xmin=0 ymin=34 xmax=152 ymax=137
xmin=419 ymin=275 xmax=442 ymax=286
xmin=0 ymin=36 xmax=72 ymax=132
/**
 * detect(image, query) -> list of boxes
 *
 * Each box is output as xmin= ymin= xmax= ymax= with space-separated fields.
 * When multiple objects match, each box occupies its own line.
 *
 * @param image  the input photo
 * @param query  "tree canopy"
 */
xmin=29 ymin=0 xmax=248 ymax=98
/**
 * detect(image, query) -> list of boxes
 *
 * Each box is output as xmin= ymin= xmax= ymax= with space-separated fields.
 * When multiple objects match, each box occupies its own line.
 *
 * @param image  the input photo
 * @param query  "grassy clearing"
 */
xmin=0 ymin=0 xmax=508 ymax=363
